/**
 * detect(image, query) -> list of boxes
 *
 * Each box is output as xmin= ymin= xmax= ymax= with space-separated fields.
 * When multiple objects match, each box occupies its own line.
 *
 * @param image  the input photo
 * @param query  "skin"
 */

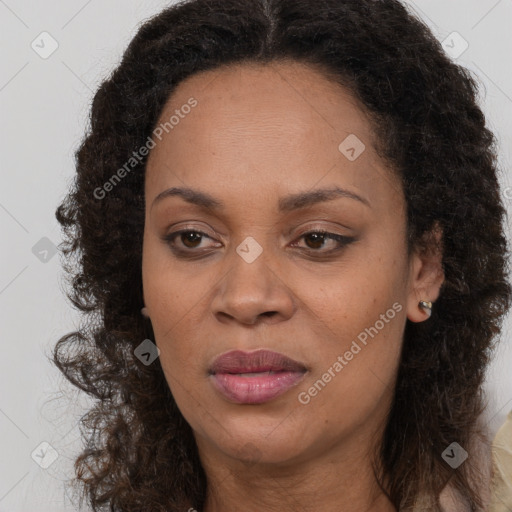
xmin=141 ymin=60 xmax=444 ymax=512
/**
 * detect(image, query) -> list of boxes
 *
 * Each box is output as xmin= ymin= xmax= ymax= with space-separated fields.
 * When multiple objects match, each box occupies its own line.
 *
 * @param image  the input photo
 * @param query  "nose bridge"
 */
xmin=212 ymin=236 xmax=295 ymax=323
xmin=225 ymin=237 xmax=277 ymax=300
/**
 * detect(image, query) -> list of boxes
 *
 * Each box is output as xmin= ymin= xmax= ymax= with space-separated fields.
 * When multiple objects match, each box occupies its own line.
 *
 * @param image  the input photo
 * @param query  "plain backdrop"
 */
xmin=1 ymin=1 xmax=511 ymax=510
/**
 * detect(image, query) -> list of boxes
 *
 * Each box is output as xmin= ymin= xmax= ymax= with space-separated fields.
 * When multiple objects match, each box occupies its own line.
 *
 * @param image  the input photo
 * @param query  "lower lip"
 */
xmin=210 ymin=371 xmax=306 ymax=404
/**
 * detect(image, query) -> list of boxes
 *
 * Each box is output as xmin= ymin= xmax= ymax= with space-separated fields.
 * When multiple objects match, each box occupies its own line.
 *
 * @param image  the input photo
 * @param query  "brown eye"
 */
xmin=303 ymin=232 xmax=326 ymax=250
xmin=294 ymin=231 xmax=355 ymax=252
xmin=163 ymin=229 xmax=218 ymax=253
xmin=180 ymin=231 xmax=203 ymax=248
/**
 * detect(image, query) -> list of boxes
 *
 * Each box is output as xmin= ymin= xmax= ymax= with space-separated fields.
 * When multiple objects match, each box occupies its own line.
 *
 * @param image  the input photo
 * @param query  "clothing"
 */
xmin=489 ymin=409 xmax=512 ymax=511
xmin=410 ymin=411 xmax=512 ymax=511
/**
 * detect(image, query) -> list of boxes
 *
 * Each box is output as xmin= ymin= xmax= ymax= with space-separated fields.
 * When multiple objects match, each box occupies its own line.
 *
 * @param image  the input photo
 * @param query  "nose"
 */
xmin=211 ymin=246 xmax=296 ymax=326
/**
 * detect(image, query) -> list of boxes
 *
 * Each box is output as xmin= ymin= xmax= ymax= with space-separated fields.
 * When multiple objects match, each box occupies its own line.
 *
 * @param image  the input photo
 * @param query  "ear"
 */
xmin=406 ymin=222 xmax=445 ymax=323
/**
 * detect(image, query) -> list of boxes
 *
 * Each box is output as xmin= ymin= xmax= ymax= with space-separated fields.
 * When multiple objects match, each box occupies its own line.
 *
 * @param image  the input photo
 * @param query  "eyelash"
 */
xmin=162 ymin=228 xmax=355 ymax=258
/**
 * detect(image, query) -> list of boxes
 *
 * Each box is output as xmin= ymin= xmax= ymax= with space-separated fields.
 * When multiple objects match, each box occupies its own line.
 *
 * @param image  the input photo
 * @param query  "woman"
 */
xmin=53 ymin=0 xmax=512 ymax=510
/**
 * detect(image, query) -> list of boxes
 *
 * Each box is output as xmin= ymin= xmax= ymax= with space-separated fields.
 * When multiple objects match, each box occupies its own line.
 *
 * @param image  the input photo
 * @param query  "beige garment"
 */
xmin=434 ymin=412 xmax=512 ymax=511
xmin=489 ymin=409 xmax=512 ymax=511
xmin=438 ymin=428 xmax=492 ymax=512
xmin=406 ymin=412 xmax=512 ymax=511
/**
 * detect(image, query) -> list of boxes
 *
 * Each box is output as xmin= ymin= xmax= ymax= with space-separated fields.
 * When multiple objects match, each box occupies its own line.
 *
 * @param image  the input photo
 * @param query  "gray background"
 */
xmin=1 ymin=1 xmax=511 ymax=510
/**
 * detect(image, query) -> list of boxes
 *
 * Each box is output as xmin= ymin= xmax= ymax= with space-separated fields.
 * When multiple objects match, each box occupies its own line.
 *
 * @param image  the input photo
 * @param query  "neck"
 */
xmin=197 ymin=428 xmax=397 ymax=512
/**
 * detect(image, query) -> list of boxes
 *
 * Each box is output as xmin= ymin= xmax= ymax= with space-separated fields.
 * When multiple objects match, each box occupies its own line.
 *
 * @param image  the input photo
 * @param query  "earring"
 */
xmin=418 ymin=300 xmax=432 ymax=318
xmin=141 ymin=307 xmax=149 ymax=318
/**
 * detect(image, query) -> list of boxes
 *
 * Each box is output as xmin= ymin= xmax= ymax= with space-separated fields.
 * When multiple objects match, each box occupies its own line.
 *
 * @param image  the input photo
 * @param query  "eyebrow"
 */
xmin=151 ymin=185 xmax=371 ymax=212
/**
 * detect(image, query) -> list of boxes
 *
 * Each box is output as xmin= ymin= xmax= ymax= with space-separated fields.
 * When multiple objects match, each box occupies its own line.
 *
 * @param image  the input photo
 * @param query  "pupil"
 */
xmin=306 ymin=233 xmax=324 ymax=249
xmin=183 ymin=232 xmax=201 ymax=248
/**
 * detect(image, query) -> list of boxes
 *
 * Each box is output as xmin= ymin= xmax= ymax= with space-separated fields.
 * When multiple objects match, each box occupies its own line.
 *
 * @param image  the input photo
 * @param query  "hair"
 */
xmin=53 ymin=0 xmax=512 ymax=510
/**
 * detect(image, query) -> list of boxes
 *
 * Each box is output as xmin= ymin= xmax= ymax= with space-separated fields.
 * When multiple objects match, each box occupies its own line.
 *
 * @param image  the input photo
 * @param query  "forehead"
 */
xmin=145 ymin=61 xmax=402 ymax=213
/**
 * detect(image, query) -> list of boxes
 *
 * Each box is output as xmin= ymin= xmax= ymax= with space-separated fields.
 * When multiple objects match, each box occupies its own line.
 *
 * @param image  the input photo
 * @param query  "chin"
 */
xmin=196 ymin=415 xmax=314 ymax=466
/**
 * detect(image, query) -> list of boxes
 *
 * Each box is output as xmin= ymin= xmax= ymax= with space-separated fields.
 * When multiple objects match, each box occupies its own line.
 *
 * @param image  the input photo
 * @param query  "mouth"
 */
xmin=208 ymin=349 xmax=307 ymax=405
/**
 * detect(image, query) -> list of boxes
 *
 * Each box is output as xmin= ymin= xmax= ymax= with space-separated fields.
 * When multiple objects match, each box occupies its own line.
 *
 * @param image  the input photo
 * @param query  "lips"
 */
xmin=209 ymin=349 xmax=307 ymax=404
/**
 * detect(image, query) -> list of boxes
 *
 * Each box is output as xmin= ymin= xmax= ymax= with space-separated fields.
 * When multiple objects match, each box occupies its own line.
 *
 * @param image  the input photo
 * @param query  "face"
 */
xmin=142 ymin=61 xmax=443 ymax=468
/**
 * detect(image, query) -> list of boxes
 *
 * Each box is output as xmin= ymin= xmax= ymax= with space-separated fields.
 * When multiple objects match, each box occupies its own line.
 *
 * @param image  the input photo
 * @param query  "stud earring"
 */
xmin=418 ymin=300 xmax=432 ymax=318
xmin=141 ymin=307 xmax=149 ymax=318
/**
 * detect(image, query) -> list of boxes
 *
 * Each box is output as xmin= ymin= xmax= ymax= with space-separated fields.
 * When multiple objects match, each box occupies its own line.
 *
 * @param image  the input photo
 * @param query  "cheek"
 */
xmin=293 ymin=243 xmax=407 ymax=405
xmin=294 ymin=243 xmax=406 ymax=344
xmin=293 ymin=282 xmax=405 ymax=444
xmin=142 ymin=226 xmax=212 ymax=318
xmin=142 ymin=237 xmax=203 ymax=374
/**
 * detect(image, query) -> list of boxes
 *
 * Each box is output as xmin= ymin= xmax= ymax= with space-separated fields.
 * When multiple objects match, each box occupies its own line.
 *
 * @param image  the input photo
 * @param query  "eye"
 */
xmin=163 ymin=229 xmax=218 ymax=252
xmin=162 ymin=229 xmax=355 ymax=257
xmin=291 ymin=230 xmax=355 ymax=253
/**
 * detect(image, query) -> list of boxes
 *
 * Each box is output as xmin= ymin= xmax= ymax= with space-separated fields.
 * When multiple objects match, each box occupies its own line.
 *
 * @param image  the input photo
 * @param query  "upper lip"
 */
xmin=209 ymin=349 xmax=307 ymax=374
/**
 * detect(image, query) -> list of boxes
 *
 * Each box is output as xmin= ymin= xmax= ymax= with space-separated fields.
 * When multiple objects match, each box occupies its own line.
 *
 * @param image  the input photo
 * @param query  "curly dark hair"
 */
xmin=52 ymin=0 xmax=512 ymax=510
